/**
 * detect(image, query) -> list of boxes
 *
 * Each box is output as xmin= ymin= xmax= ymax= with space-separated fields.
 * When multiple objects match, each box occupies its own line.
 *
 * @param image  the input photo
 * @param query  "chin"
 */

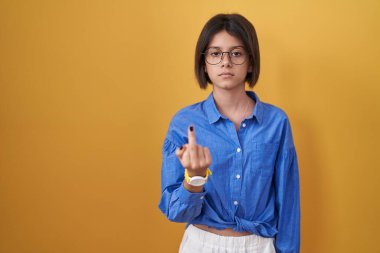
xmin=214 ymin=82 xmax=243 ymax=91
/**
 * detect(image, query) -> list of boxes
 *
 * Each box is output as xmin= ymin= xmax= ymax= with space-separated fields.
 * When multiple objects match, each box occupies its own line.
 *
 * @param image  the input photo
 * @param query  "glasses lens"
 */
xmin=230 ymin=48 xmax=247 ymax=65
xmin=205 ymin=49 xmax=223 ymax=65
xmin=205 ymin=48 xmax=248 ymax=65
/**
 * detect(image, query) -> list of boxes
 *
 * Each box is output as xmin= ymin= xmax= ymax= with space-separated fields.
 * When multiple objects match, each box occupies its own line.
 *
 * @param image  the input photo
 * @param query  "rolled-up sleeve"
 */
xmin=274 ymin=118 xmax=301 ymax=253
xmin=158 ymin=138 xmax=207 ymax=222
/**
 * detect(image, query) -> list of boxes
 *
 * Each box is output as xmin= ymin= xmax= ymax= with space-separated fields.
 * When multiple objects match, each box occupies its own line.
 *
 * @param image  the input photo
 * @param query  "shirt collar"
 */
xmin=205 ymin=90 xmax=263 ymax=125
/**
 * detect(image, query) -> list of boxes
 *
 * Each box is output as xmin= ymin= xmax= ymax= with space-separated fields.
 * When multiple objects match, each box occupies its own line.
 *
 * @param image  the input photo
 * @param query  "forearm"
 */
xmin=159 ymin=182 xmax=206 ymax=223
xmin=274 ymin=147 xmax=301 ymax=253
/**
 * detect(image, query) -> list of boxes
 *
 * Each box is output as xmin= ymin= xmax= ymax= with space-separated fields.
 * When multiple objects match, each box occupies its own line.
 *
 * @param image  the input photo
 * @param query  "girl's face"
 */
xmin=204 ymin=30 xmax=252 ymax=91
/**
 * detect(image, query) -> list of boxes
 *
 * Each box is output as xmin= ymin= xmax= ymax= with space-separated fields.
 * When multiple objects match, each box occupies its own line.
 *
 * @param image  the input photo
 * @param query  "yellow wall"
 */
xmin=1 ymin=1 xmax=379 ymax=252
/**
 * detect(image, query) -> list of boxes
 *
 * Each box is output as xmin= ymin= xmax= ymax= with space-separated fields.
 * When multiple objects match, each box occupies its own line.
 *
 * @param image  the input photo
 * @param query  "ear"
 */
xmin=248 ymin=65 xmax=253 ymax=73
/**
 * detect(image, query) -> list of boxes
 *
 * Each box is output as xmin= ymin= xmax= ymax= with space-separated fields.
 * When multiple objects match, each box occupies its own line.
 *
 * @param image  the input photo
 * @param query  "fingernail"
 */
xmin=190 ymin=126 xmax=194 ymax=131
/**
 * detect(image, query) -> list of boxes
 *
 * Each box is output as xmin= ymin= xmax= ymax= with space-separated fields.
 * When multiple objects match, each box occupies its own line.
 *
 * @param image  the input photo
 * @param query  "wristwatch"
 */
xmin=185 ymin=168 xmax=212 ymax=187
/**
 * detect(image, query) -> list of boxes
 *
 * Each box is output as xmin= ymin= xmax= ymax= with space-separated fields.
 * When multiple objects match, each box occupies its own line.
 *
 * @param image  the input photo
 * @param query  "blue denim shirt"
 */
xmin=159 ymin=90 xmax=300 ymax=253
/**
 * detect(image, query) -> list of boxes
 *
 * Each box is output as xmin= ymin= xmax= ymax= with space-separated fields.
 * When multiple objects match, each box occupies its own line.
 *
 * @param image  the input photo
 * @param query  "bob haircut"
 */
xmin=194 ymin=13 xmax=260 ymax=89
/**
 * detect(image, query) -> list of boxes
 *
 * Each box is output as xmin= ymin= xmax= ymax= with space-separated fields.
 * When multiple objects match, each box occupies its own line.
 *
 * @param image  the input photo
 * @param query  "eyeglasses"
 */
xmin=201 ymin=47 xmax=249 ymax=65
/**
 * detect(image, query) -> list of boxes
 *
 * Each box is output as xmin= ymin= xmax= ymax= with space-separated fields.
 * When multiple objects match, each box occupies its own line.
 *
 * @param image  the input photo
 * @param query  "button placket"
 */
xmin=233 ymin=146 xmax=242 ymax=210
xmin=226 ymin=119 xmax=243 ymax=212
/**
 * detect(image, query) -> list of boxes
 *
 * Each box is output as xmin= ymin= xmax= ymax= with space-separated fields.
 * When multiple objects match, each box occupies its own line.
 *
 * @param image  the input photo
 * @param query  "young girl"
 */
xmin=159 ymin=13 xmax=300 ymax=253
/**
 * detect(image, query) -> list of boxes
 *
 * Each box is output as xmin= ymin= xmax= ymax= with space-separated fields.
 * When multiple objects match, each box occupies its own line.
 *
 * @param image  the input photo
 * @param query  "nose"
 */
xmin=220 ymin=52 xmax=232 ymax=66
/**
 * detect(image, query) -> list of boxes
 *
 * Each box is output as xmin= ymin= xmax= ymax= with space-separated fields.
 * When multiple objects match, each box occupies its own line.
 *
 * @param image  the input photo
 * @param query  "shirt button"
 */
xmin=236 ymin=148 xmax=241 ymax=153
xmin=234 ymin=201 xmax=239 ymax=206
xmin=200 ymin=196 xmax=204 ymax=199
xmin=236 ymin=174 xmax=241 ymax=179
xmin=242 ymin=123 xmax=246 ymax=127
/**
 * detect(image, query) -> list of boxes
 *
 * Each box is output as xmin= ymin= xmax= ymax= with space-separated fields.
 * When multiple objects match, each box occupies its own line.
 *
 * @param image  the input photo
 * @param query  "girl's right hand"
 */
xmin=175 ymin=125 xmax=212 ymax=177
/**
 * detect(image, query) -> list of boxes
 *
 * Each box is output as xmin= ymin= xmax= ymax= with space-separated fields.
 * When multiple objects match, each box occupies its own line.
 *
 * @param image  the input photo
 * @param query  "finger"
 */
xmin=176 ymin=145 xmax=190 ymax=168
xmin=188 ymin=125 xmax=197 ymax=146
xmin=181 ymin=144 xmax=190 ymax=168
xmin=175 ymin=145 xmax=185 ymax=158
xmin=188 ymin=143 xmax=199 ymax=169
xmin=198 ymin=146 xmax=207 ymax=169
xmin=203 ymin=147 xmax=212 ymax=167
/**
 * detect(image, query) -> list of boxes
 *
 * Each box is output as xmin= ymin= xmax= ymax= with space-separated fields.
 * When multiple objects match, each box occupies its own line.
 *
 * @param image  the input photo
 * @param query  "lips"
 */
xmin=219 ymin=72 xmax=234 ymax=76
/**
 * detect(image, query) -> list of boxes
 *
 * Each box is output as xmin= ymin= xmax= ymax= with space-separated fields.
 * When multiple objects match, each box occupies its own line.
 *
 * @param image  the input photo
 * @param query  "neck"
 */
xmin=212 ymin=86 xmax=255 ymax=118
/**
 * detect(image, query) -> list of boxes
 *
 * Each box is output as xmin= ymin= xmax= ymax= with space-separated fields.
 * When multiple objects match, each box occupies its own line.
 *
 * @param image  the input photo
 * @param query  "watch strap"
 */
xmin=185 ymin=168 xmax=212 ymax=184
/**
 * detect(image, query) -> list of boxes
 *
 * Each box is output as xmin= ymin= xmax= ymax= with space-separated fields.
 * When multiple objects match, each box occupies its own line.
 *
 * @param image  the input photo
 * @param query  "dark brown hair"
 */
xmin=194 ymin=13 xmax=260 ymax=89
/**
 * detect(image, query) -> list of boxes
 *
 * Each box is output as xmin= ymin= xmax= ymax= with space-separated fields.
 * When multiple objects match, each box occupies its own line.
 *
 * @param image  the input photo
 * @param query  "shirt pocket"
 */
xmin=252 ymin=142 xmax=280 ymax=177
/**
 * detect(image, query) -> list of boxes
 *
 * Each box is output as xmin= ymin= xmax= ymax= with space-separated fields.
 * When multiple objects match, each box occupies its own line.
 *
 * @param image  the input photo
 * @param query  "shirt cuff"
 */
xmin=177 ymin=182 xmax=207 ymax=205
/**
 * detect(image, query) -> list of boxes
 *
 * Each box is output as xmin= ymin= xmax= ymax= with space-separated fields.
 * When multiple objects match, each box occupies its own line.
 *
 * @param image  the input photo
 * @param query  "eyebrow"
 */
xmin=206 ymin=45 xmax=245 ymax=50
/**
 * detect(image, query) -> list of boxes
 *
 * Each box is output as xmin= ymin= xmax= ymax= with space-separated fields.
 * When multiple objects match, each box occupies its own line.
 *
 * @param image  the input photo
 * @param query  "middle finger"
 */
xmin=189 ymin=144 xmax=199 ymax=169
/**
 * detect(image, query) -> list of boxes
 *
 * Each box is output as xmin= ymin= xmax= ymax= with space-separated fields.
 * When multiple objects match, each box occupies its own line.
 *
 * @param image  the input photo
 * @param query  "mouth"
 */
xmin=219 ymin=73 xmax=234 ymax=76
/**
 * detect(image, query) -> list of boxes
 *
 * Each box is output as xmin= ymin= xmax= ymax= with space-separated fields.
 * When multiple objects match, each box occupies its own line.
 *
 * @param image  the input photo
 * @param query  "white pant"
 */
xmin=179 ymin=224 xmax=276 ymax=253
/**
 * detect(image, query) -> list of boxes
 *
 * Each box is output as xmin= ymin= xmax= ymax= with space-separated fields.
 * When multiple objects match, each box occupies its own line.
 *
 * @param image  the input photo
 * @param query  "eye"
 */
xmin=231 ymin=51 xmax=243 ymax=57
xmin=210 ymin=51 xmax=222 ymax=57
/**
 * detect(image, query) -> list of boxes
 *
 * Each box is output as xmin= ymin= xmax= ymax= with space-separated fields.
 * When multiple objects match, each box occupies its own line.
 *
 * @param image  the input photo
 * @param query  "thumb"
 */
xmin=175 ymin=145 xmax=186 ymax=158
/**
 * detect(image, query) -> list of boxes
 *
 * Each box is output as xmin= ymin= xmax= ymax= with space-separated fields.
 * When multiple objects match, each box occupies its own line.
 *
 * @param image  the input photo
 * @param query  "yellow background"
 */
xmin=1 ymin=1 xmax=379 ymax=252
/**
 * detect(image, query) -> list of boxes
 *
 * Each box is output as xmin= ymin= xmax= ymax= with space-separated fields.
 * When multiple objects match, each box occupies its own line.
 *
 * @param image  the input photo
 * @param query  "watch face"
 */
xmin=189 ymin=177 xmax=206 ymax=186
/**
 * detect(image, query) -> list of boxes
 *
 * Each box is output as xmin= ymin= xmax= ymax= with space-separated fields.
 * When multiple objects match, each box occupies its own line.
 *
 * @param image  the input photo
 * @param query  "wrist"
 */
xmin=183 ymin=180 xmax=204 ymax=193
xmin=187 ymin=169 xmax=207 ymax=177
xmin=184 ymin=168 xmax=212 ymax=187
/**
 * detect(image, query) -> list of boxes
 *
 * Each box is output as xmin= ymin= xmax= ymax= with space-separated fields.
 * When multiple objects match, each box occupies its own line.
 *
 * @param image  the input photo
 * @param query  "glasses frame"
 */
xmin=201 ymin=47 xmax=250 ymax=65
